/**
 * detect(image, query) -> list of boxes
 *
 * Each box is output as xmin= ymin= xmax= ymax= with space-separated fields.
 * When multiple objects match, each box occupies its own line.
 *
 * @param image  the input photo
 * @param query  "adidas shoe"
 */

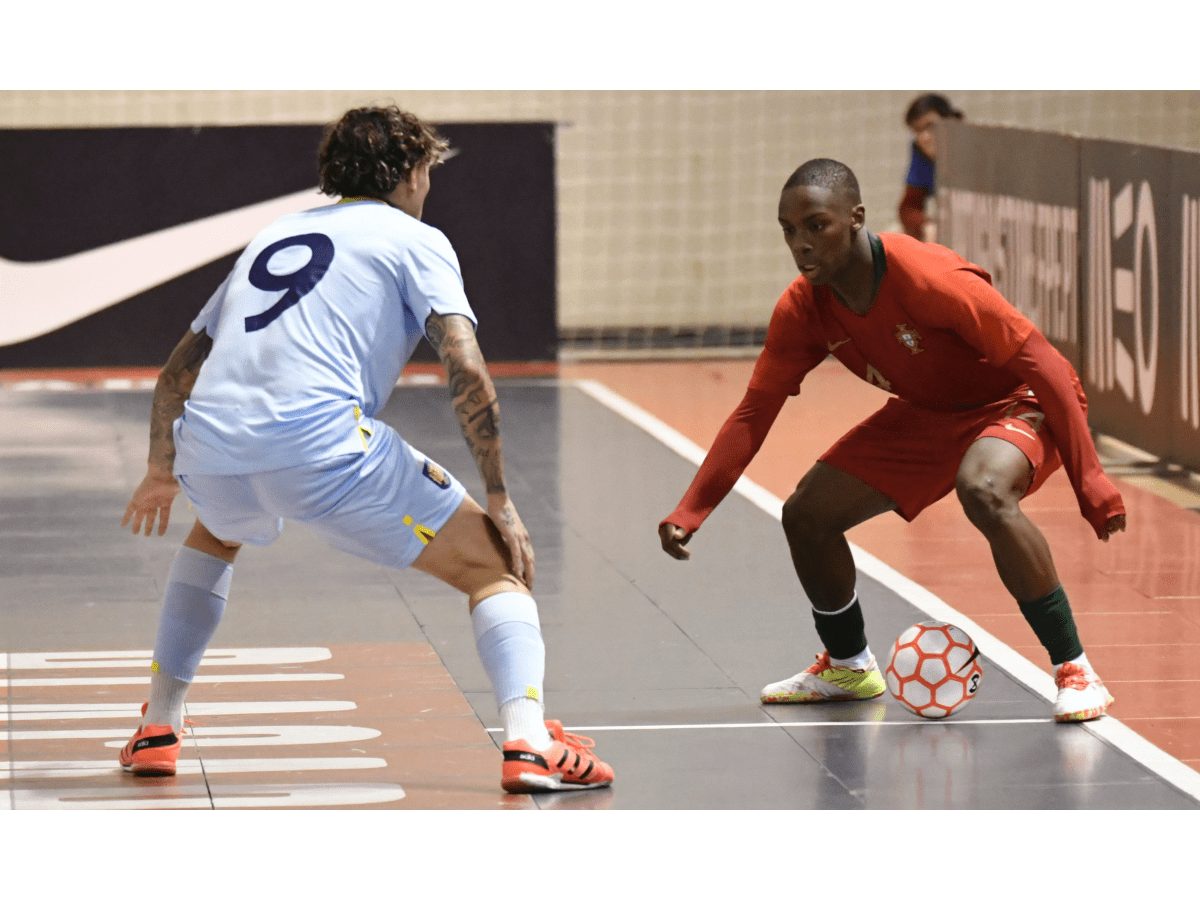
xmin=761 ymin=651 xmax=886 ymax=703
xmin=119 ymin=702 xmax=184 ymax=776
xmin=501 ymin=720 xmax=614 ymax=793
xmin=1053 ymin=663 xmax=1114 ymax=723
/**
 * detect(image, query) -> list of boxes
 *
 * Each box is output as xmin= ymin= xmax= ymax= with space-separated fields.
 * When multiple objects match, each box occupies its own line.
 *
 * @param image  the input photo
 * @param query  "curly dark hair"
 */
xmin=317 ymin=105 xmax=450 ymax=198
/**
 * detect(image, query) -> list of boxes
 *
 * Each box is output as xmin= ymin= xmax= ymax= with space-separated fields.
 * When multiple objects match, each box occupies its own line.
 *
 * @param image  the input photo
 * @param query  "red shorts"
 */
xmin=818 ymin=389 xmax=1060 ymax=522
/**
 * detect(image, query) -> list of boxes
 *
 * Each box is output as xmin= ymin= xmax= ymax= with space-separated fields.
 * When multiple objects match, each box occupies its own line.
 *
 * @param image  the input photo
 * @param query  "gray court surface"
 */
xmin=2 ymin=380 xmax=1197 ymax=810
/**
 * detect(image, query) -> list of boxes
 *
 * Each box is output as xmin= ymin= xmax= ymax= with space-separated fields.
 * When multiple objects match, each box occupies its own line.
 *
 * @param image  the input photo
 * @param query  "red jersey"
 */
xmin=664 ymin=232 xmax=1124 ymax=539
xmin=749 ymin=233 xmax=1033 ymax=410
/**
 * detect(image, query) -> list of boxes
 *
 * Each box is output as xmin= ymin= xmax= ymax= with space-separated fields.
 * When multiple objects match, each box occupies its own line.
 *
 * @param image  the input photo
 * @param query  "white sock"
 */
xmin=145 ymin=672 xmax=190 ymax=732
xmin=500 ymin=698 xmax=552 ymax=750
xmin=471 ymin=592 xmax=549 ymax=747
xmin=831 ymin=647 xmax=874 ymax=670
xmin=143 ymin=547 xmax=232 ymax=732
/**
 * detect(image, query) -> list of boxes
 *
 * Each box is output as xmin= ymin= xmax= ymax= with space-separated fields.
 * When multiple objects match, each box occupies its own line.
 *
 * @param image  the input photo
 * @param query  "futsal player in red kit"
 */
xmin=658 ymin=159 xmax=1126 ymax=723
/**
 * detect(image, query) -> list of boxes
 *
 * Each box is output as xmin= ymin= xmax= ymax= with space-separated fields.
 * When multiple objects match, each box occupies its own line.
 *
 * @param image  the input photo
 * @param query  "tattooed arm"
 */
xmin=426 ymin=311 xmax=535 ymax=588
xmin=121 ymin=328 xmax=213 ymax=537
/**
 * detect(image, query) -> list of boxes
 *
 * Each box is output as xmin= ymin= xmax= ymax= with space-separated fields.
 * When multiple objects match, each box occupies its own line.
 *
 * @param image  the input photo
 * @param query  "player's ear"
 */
xmin=851 ymin=204 xmax=866 ymax=229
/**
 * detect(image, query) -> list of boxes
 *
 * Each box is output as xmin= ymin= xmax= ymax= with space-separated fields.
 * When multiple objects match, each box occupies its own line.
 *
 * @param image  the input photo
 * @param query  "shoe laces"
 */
xmin=1055 ymin=663 xmax=1090 ymax=690
xmin=804 ymin=651 xmax=833 ymax=674
xmin=559 ymin=730 xmax=597 ymax=757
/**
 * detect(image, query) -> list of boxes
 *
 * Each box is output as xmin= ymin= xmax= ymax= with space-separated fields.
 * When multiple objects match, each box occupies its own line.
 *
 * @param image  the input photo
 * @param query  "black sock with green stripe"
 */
xmin=811 ymin=593 xmax=869 ymax=661
xmin=1019 ymin=585 xmax=1084 ymax=666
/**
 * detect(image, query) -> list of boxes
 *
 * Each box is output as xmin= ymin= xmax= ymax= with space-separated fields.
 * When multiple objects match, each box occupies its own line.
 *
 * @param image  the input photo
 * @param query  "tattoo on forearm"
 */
xmin=467 ymin=404 xmax=500 ymax=438
xmin=428 ymin=312 xmax=508 ymax=494
xmin=425 ymin=315 xmax=446 ymax=348
xmin=147 ymin=330 xmax=211 ymax=470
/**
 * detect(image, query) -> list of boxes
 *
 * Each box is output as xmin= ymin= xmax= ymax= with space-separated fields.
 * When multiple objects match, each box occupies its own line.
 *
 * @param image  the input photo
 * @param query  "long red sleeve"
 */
xmin=1004 ymin=329 xmax=1126 ymax=537
xmin=661 ymin=387 xmax=789 ymax=534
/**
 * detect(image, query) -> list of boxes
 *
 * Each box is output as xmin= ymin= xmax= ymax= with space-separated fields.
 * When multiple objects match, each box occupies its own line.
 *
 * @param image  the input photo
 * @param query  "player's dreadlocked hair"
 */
xmin=318 ymin=105 xmax=450 ymax=199
xmin=783 ymin=158 xmax=862 ymax=205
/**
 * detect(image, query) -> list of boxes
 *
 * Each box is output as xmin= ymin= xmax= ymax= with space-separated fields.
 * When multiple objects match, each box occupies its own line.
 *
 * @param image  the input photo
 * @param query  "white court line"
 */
xmin=487 ymin=718 xmax=1054 ymax=733
xmin=1 ymin=757 xmax=386 ymax=779
xmin=0 ymin=673 xmax=343 ymax=688
xmin=3 ymin=783 xmax=406 ymax=810
xmin=2 ymin=700 xmax=356 ymax=721
xmin=4 ymin=646 xmax=332 ymax=669
xmin=573 ymin=378 xmax=1200 ymax=803
xmin=11 ymin=725 xmax=381 ymax=745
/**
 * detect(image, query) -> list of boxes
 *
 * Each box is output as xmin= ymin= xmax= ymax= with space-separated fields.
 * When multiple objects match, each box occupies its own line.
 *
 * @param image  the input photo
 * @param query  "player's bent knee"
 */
xmin=185 ymin=520 xmax=242 ymax=562
xmin=412 ymin=498 xmax=525 ymax=600
xmin=468 ymin=578 xmax=532 ymax=611
xmin=955 ymin=473 xmax=1018 ymax=528
xmin=785 ymin=462 xmax=894 ymax=537
xmin=782 ymin=490 xmax=824 ymax=543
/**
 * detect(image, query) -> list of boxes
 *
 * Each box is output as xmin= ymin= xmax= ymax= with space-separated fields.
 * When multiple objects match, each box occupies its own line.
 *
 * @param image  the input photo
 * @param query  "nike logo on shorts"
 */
xmin=1003 ymin=422 xmax=1036 ymax=440
xmin=2 ymin=187 xmax=326 ymax=347
xmin=827 ymin=338 xmax=851 ymax=352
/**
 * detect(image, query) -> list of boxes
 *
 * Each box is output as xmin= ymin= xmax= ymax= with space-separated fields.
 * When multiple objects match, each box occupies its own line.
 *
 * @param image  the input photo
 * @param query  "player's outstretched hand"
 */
xmin=488 ymin=495 xmax=535 ymax=589
xmin=122 ymin=469 xmax=181 ymax=537
xmin=1100 ymin=513 xmax=1126 ymax=542
xmin=658 ymin=522 xmax=693 ymax=560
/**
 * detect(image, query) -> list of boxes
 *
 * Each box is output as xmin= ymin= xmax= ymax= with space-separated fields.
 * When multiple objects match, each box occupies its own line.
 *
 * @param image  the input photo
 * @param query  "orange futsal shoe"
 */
xmin=119 ymin=703 xmax=184 ymax=777
xmin=501 ymin=720 xmax=614 ymax=793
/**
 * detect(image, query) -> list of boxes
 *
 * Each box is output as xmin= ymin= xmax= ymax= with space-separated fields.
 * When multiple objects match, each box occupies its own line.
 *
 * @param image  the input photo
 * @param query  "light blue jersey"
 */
xmin=174 ymin=199 xmax=476 ymax=476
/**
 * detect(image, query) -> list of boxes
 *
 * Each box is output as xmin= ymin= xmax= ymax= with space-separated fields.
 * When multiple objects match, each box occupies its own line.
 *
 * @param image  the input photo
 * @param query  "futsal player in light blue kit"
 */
xmin=118 ymin=105 xmax=613 ymax=794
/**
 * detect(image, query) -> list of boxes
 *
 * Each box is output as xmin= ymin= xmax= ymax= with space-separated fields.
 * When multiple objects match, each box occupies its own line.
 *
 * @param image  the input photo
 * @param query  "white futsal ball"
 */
xmin=885 ymin=621 xmax=983 ymax=719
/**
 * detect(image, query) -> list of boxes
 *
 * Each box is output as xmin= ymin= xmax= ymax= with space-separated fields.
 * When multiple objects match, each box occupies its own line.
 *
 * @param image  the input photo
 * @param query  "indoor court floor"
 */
xmin=2 ymin=359 xmax=1199 ymax=811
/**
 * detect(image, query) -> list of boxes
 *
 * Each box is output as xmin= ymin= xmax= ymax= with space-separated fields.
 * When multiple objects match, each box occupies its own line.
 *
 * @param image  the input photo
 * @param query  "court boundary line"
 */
xmin=573 ymin=378 xmax=1200 ymax=803
xmin=488 ymin=718 xmax=1055 ymax=732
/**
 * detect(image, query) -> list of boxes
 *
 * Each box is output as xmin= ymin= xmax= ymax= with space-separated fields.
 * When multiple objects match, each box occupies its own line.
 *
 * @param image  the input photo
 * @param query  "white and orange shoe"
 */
xmin=501 ymin=720 xmax=614 ymax=793
xmin=118 ymin=703 xmax=185 ymax=776
xmin=761 ymin=651 xmax=886 ymax=704
xmin=1053 ymin=663 xmax=1114 ymax=723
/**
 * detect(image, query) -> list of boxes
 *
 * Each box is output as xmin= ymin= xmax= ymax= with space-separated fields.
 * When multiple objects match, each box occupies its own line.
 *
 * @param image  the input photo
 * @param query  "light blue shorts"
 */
xmin=176 ymin=423 xmax=467 ymax=570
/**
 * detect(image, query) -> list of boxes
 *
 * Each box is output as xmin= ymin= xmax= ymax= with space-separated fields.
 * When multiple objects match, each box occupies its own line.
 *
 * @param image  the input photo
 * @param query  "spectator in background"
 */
xmin=899 ymin=93 xmax=963 ymax=243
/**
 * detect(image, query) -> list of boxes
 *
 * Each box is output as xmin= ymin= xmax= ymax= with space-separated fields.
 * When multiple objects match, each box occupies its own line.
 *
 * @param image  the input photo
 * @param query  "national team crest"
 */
xmin=894 ymin=323 xmax=924 ymax=354
xmin=422 ymin=459 xmax=451 ymax=489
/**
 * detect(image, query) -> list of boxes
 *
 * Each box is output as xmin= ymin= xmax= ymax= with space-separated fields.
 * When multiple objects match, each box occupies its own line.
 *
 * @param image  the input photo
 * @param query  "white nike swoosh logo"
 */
xmin=1003 ymin=423 xmax=1035 ymax=440
xmin=1 ymin=188 xmax=328 ymax=347
xmin=827 ymin=338 xmax=851 ymax=351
